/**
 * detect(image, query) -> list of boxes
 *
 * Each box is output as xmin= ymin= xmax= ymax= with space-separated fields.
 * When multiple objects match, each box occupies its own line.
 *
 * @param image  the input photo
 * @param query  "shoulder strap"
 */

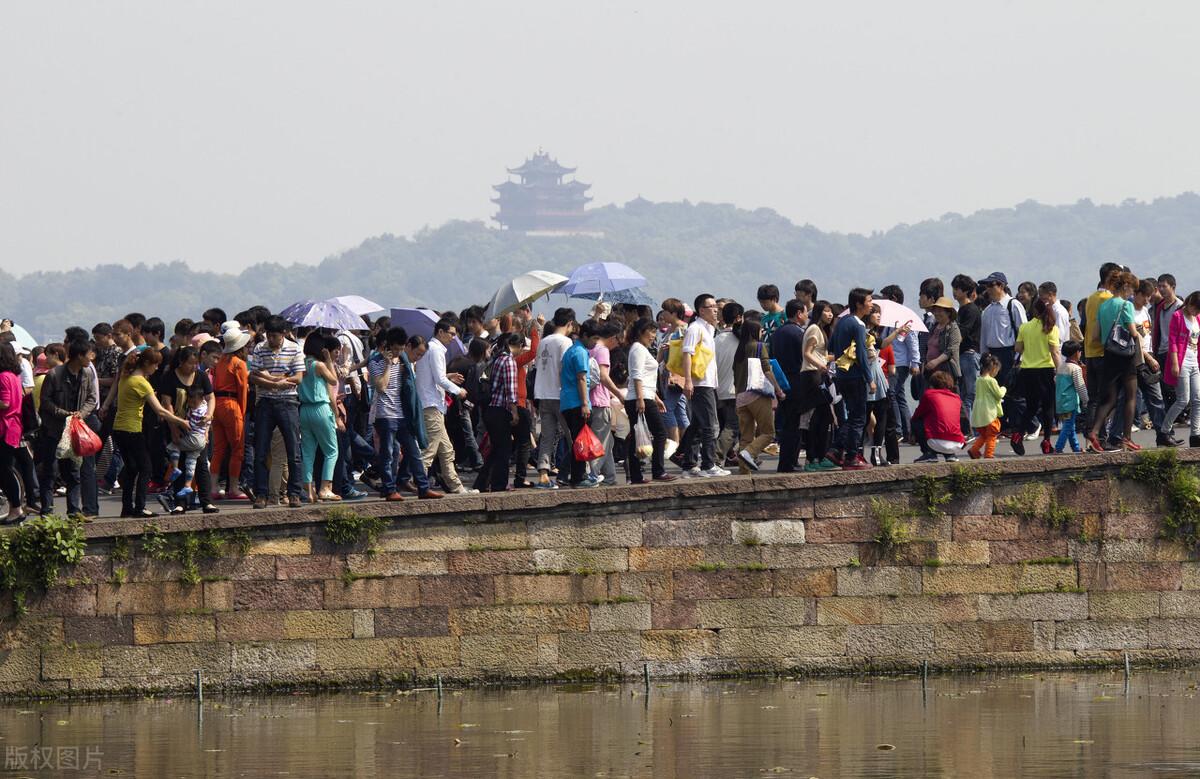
xmin=1007 ymin=300 xmax=1020 ymax=335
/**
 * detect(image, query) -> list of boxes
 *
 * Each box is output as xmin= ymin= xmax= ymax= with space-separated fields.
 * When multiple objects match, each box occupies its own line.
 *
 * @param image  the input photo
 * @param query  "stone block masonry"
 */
xmin=2 ymin=450 xmax=1199 ymax=697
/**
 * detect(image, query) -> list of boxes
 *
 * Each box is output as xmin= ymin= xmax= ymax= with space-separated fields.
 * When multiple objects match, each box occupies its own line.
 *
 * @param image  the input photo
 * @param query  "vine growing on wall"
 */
xmin=0 ymin=515 xmax=88 ymax=617
xmin=1120 ymin=450 xmax=1200 ymax=548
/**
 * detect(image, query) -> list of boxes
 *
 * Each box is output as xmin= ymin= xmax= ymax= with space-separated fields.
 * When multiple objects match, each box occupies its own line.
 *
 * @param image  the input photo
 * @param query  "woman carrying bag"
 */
xmin=732 ymin=319 xmax=785 ymax=473
xmin=625 ymin=319 xmax=674 ymax=484
xmin=1011 ymin=298 xmax=1061 ymax=455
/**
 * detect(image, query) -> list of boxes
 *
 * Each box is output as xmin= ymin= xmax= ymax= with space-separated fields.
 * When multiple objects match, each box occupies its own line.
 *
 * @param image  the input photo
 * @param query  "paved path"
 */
xmin=73 ymin=423 xmax=1179 ymax=521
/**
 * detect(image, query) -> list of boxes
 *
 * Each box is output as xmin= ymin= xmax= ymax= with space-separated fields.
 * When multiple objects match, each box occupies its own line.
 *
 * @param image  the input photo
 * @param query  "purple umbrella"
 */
xmin=561 ymin=262 xmax=646 ymax=297
xmin=279 ymin=299 xmax=368 ymax=332
xmin=389 ymin=308 xmax=440 ymax=340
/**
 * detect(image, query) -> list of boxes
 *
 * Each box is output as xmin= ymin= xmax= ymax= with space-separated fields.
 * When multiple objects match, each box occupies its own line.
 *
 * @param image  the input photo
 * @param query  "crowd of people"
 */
xmin=1 ymin=260 xmax=1198 ymax=524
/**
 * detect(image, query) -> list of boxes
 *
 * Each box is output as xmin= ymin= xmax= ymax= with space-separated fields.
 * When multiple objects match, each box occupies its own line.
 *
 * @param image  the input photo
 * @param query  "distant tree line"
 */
xmin=5 ymin=193 xmax=1199 ymax=341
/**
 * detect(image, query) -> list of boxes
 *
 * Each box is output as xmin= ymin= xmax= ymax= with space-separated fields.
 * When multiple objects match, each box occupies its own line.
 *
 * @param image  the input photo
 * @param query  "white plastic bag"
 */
xmin=611 ymin=403 xmax=631 ymax=440
xmin=56 ymin=423 xmax=82 ymax=465
xmin=634 ymin=413 xmax=653 ymax=459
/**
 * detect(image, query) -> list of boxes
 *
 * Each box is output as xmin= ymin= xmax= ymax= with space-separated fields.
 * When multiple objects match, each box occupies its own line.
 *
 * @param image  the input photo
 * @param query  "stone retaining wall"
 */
xmin=2 ymin=451 xmax=1198 ymax=697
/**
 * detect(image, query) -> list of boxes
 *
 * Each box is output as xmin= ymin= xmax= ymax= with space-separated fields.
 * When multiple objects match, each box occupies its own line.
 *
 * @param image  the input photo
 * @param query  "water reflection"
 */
xmin=2 ymin=670 xmax=1200 ymax=777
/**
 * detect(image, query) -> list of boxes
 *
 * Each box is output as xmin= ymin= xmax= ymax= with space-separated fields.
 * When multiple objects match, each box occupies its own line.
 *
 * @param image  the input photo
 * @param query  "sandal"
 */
xmin=202 ymin=504 xmax=220 ymax=514
xmin=317 ymin=492 xmax=342 ymax=502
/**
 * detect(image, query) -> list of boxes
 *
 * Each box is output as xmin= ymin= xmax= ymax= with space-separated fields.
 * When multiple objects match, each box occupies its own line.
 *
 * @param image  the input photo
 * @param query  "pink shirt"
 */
xmin=0 ymin=372 xmax=23 ymax=448
xmin=588 ymin=344 xmax=611 ymax=409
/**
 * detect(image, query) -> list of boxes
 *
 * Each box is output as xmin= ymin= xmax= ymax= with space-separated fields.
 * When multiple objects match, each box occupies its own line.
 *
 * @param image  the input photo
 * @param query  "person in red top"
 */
xmin=511 ymin=310 xmax=541 ymax=488
xmin=210 ymin=326 xmax=252 ymax=500
xmin=912 ymin=371 xmax=965 ymax=463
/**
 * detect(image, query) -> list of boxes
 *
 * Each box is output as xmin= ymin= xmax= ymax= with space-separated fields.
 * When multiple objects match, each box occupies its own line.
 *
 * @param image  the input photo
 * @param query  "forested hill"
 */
xmin=5 ymin=193 xmax=1200 ymax=341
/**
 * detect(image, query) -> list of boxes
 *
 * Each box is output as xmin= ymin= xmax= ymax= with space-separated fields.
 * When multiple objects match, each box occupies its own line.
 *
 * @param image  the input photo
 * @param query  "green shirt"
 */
xmin=970 ymin=374 xmax=1007 ymax=428
xmin=1096 ymin=297 xmax=1134 ymax=350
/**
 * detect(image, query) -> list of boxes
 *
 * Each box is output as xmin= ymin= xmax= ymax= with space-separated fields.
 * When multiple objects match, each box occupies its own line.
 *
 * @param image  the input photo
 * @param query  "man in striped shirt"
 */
xmin=248 ymin=315 xmax=305 ymax=509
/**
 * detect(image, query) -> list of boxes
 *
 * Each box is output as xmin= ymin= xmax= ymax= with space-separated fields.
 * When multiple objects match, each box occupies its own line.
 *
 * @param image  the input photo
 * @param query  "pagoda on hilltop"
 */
xmin=492 ymin=150 xmax=594 ymax=233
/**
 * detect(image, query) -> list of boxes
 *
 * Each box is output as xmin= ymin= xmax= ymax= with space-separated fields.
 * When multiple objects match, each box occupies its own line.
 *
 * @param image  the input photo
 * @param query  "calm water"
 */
xmin=2 ymin=670 xmax=1199 ymax=777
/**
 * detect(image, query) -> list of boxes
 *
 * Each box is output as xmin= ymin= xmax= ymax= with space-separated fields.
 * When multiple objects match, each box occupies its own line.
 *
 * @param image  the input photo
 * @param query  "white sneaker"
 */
xmin=594 ymin=474 xmax=605 ymax=484
xmin=701 ymin=466 xmax=731 ymax=478
xmin=1026 ymin=423 xmax=1042 ymax=441
xmin=682 ymin=466 xmax=703 ymax=478
xmin=738 ymin=449 xmax=760 ymax=472
xmin=451 ymin=487 xmax=480 ymax=495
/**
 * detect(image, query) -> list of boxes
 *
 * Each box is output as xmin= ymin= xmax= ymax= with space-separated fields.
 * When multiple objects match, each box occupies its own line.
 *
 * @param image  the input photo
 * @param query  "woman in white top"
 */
xmin=626 ymin=318 xmax=675 ymax=484
xmin=1162 ymin=290 xmax=1200 ymax=447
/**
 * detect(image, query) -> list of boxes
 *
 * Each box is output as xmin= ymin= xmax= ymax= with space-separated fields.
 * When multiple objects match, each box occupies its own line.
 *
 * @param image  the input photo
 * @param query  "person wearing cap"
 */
xmin=209 ymin=324 xmax=252 ymax=501
xmin=979 ymin=271 xmax=1028 ymax=429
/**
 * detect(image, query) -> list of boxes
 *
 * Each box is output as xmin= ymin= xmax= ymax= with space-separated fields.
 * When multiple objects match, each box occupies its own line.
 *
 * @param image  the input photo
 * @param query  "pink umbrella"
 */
xmin=838 ymin=299 xmax=928 ymax=333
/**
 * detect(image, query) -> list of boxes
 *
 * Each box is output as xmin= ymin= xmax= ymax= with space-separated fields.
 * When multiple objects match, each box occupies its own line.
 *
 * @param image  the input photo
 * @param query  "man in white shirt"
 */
xmin=680 ymin=294 xmax=729 ymax=477
xmin=1037 ymin=282 xmax=1072 ymax=345
xmin=533 ymin=308 xmax=575 ymax=489
xmin=415 ymin=318 xmax=475 ymax=494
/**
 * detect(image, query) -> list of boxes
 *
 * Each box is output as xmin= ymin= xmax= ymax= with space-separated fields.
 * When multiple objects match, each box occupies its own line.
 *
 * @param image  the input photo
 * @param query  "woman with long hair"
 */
xmin=0 ymin=343 xmax=27 ymax=523
xmin=797 ymin=301 xmax=838 ymax=470
xmin=157 ymin=345 xmax=220 ymax=515
xmin=1088 ymin=270 xmax=1140 ymax=452
xmin=1011 ymin=297 xmax=1061 ymax=455
xmin=1161 ymin=290 xmax=1200 ymax=448
xmin=732 ymin=319 xmax=785 ymax=473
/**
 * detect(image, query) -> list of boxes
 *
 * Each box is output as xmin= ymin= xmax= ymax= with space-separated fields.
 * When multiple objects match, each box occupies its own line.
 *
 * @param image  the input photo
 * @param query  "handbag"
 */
xmin=1105 ymin=319 xmax=1138 ymax=357
xmin=665 ymin=335 xmax=714 ymax=380
xmin=769 ymin=358 xmax=791 ymax=392
xmin=746 ymin=343 xmax=773 ymax=397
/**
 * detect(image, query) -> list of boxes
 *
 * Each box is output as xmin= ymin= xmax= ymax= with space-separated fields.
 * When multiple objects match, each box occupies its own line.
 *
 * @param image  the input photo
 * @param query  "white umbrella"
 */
xmin=330 ymin=295 xmax=386 ymax=316
xmin=484 ymin=270 xmax=568 ymax=320
xmin=4 ymin=323 xmax=37 ymax=350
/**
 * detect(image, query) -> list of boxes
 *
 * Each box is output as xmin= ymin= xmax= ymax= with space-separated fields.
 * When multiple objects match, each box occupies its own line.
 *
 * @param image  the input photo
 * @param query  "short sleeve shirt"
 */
xmin=248 ymin=340 xmax=304 ymax=398
xmin=559 ymin=341 xmax=589 ymax=411
xmin=367 ymin=352 xmax=404 ymax=420
xmin=158 ymin=369 xmax=213 ymax=416
xmin=1016 ymin=320 xmax=1060 ymax=369
xmin=588 ymin=343 xmax=611 ymax=409
xmin=115 ymin=375 xmax=155 ymax=433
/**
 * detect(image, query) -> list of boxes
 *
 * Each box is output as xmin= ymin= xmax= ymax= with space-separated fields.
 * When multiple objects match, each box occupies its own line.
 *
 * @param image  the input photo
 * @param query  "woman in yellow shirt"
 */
xmin=1011 ymin=298 xmax=1062 ymax=456
xmin=113 ymin=348 xmax=188 ymax=518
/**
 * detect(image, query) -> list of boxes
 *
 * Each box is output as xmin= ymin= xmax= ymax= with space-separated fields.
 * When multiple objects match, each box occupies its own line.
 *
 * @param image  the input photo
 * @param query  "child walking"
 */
xmin=166 ymin=385 xmax=210 ymax=499
xmin=969 ymin=353 xmax=1006 ymax=459
xmin=1054 ymin=341 xmax=1088 ymax=453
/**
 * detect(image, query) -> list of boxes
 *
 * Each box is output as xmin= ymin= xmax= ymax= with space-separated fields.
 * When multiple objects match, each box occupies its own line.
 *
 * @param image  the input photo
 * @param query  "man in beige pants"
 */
xmin=415 ymin=317 xmax=477 ymax=494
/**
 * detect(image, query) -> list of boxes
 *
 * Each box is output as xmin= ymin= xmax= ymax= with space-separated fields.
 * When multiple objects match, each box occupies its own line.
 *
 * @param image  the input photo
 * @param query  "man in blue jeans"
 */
xmin=828 ymin=288 xmax=874 ymax=470
xmin=248 ymin=316 xmax=306 ymax=509
xmin=369 ymin=328 xmax=443 ymax=501
xmin=952 ymin=274 xmax=983 ymax=437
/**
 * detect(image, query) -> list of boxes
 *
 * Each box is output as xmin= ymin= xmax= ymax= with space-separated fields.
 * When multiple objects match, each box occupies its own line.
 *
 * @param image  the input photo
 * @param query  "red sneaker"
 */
xmin=1040 ymin=439 xmax=1053 ymax=455
xmin=842 ymin=455 xmax=872 ymax=471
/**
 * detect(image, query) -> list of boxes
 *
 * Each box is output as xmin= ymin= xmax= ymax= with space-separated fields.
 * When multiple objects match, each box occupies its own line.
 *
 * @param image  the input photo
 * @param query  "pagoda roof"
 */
xmin=507 ymin=151 xmax=576 ymax=177
xmin=493 ymin=179 xmax=591 ymax=193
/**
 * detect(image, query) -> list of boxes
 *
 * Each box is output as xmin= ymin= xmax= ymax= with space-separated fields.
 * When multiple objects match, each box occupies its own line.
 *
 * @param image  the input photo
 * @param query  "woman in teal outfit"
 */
xmin=299 ymin=332 xmax=342 ymax=502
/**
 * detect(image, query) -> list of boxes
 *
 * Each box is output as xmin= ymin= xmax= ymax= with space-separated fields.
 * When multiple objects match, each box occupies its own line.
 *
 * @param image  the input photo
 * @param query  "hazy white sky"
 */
xmin=2 ymin=1 xmax=1198 ymax=274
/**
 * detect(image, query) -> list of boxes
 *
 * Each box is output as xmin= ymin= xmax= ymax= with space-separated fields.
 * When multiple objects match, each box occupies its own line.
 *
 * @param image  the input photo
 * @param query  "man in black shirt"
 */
xmin=952 ymin=275 xmax=982 ymax=435
xmin=769 ymin=300 xmax=807 ymax=472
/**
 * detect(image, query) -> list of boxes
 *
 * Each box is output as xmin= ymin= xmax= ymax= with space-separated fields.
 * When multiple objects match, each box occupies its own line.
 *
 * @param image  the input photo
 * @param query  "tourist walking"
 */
xmin=112 ymin=348 xmax=188 ymax=517
xmin=1161 ymin=291 xmax=1200 ymax=448
xmin=625 ymin=318 xmax=673 ymax=484
xmin=679 ymin=294 xmax=727 ymax=477
xmin=1011 ymin=298 xmax=1061 ymax=456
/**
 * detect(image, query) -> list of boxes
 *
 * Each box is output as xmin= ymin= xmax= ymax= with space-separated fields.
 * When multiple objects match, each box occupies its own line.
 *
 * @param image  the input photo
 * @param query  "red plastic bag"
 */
xmin=70 ymin=416 xmax=102 ymax=458
xmin=572 ymin=423 xmax=605 ymax=462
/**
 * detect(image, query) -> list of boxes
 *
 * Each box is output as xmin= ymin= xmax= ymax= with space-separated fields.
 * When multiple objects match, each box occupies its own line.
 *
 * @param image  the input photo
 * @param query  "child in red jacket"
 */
xmin=912 ymin=371 xmax=965 ymax=463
